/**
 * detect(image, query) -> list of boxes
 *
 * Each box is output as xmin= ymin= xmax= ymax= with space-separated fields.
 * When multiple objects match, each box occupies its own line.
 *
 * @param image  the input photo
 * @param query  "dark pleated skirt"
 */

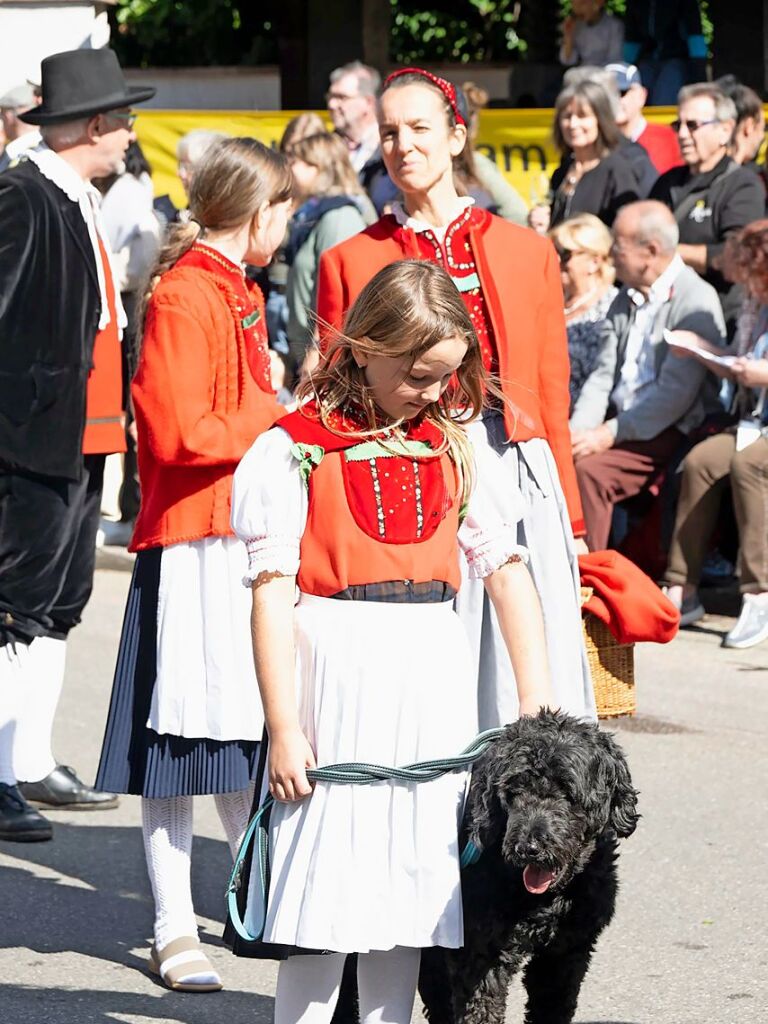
xmin=95 ymin=547 xmax=260 ymax=798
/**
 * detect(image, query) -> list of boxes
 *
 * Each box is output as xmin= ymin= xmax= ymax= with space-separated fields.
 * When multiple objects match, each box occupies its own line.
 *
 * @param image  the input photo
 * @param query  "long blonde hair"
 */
xmin=286 ymin=130 xmax=366 ymax=199
xmin=279 ymin=112 xmax=327 ymax=152
xmin=298 ymin=260 xmax=490 ymax=504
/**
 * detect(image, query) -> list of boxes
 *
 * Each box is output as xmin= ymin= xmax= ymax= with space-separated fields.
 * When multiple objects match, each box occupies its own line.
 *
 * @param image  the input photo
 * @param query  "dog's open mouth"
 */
xmin=522 ymin=864 xmax=557 ymax=894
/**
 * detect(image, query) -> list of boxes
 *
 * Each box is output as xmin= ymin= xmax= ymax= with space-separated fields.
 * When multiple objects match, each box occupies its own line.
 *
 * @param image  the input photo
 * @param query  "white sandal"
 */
xmin=148 ymin=936 xmax=223 ymax=992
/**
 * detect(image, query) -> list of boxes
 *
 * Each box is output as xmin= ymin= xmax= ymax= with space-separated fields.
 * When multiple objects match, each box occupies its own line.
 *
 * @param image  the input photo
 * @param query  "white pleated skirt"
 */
xmin=245 ymin=594 xmax=478 ymax=954
xmin=150 ymin=536 xmax=263 ymax=741
xmin=456 ymin=413 xmax=596 ymax=726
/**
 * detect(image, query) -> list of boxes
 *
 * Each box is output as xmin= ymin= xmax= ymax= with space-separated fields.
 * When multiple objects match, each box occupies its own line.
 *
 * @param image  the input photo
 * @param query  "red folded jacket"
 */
xmin=579 ymin=550 xmax=680 ymax=645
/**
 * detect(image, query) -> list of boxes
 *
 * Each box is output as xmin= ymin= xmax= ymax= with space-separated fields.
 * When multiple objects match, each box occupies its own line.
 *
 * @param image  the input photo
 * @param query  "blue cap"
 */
xmin=606 ymin=62 xmax=642 ymax=92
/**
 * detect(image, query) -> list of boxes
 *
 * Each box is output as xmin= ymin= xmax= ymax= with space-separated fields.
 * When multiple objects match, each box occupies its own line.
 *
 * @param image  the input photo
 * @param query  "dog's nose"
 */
xmin=515 ymin=838 xmax=543 ymax=860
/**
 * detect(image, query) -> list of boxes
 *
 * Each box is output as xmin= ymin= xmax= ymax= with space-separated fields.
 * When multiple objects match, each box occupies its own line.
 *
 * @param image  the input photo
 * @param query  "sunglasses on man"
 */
xmin=670 ymin=118 xmax=719 ymax=135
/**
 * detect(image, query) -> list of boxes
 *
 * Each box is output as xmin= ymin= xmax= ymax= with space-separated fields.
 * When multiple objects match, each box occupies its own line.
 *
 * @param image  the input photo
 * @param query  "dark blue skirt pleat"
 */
xmin=95 ymin=548 xmax=260 ymax=798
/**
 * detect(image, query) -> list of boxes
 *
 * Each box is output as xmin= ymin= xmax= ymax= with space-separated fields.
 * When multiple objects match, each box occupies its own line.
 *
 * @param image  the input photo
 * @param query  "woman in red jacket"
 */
xmin=317 ymin=68 xmax=595 ymax=726
xmin=96 ymin=138 xmax=293 ymax=992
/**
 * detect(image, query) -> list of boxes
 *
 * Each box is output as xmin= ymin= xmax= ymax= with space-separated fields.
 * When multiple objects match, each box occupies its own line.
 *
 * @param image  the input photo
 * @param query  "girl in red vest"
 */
xmin=96 ymin=138 xmax=293 ymax=991
xmin=230 ymin=259 xmax=552 ymax=1023
xmin=317 ymin=68 xmax=596 ymax=730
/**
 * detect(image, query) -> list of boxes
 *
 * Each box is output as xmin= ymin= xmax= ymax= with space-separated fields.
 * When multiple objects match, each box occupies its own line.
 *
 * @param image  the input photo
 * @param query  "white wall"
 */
xmin=123 ymin=64 xmax=515 ymax=112
xmin=125 ymin=67 xmax=282 ymax=111
xmin=0 ymin=2 xmax=110 ymax=94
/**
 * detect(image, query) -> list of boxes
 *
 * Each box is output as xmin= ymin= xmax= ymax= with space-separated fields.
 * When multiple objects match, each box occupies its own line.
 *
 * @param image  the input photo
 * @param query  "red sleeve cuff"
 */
xmin=571 ymin=519 xmax=587 ymax=538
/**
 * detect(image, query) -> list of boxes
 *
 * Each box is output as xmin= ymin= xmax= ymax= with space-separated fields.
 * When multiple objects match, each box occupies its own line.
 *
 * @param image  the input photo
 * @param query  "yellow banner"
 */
xmin=135 ymin=107 xmax=679 ymax=211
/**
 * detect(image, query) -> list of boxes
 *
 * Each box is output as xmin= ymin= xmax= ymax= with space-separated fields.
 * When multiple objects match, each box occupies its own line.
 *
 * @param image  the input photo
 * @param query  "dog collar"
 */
xmin=460 ymin=839 xmax=483 ymax=869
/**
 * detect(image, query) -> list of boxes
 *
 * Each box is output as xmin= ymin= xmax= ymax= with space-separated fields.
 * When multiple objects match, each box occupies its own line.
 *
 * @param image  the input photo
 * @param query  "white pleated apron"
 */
xmin=245 ymin=594 xmax=478 ymax=953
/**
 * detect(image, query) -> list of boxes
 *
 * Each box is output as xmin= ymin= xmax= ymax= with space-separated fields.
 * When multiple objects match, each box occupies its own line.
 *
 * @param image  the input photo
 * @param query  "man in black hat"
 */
xmin=0 ymin=48 xmax=155 ymax=841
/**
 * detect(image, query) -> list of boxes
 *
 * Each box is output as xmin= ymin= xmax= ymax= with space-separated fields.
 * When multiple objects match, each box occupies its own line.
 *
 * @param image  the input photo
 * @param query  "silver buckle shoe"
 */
xmin=723 ymin=595 xmax=768 ymax=649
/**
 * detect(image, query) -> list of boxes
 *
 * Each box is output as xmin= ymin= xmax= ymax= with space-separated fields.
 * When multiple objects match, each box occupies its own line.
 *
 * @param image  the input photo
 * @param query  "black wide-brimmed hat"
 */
xmin=21 ymin=48 xmax=155 ymax=125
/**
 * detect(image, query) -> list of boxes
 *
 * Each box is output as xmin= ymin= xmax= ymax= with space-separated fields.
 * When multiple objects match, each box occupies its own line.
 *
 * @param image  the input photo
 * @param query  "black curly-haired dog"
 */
xmin=418 ymin=709 xmax=639 ymax=1024
xmin=331 ymin=709 xmax=639 ymax=1024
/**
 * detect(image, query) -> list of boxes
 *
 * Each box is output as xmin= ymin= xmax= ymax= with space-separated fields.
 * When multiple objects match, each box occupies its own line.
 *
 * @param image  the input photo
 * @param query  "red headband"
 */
xmin=383 ymin=67 xmax=467 ymax=127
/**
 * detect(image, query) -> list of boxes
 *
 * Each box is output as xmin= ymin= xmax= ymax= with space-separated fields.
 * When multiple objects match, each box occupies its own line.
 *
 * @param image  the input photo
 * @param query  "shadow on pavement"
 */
xmin=0 ymin=983 xmax=272 ymax=1024
xmin=0 ymin=820 xmax=240 ymax=968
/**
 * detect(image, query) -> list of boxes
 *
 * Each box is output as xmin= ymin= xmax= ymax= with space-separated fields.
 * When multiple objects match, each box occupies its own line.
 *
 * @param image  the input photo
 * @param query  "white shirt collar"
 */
xmin=628 ymin=254 xmax=684 ymax=309
xmin=27 ymin=141 xmax=100 ymax=206
xmin=630 ymin=116 xmax=647 ymax=143
xmin=347 ymin=122 xmax=380 ymax=171
xmin=391 ymin=196 xmax=474 ymax=235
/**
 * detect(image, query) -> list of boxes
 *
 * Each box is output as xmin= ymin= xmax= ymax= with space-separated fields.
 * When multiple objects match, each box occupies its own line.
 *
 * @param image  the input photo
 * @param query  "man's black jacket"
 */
xmin=0 ymin=160 xmax=100 ymax=480
xmin=650 ymin=155 xmax=766 ymax=331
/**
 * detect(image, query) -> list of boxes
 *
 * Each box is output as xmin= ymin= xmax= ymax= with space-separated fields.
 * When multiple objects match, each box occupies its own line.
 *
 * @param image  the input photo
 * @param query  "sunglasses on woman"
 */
xmin=556 ymin=247 xmax=578 ymax=266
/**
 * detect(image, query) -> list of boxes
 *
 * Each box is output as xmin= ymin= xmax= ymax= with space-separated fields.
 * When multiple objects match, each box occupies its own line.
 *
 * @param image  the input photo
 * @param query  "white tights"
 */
xmin=141 ymin=785 xmax=255 ymax=953
xmin=0 ymin=637 xmax=67 ymax=786
xmin=274 ymin=947 xmax=421 ymax=1024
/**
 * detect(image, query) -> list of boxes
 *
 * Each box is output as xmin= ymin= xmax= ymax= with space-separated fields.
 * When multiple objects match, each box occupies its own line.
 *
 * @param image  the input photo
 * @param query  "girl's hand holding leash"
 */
xmin=268 ymin=726 xmax=316 ymax=802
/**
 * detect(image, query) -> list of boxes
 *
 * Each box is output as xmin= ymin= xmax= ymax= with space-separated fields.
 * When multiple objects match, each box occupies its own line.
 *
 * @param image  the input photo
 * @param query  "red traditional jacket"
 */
xmin=317 ymin=208 xmax=585 ymax=536
xmin=131 ymin=244 xmax=283 ymax=551
xmin=278 ymin=403 xmax=462 ymax=597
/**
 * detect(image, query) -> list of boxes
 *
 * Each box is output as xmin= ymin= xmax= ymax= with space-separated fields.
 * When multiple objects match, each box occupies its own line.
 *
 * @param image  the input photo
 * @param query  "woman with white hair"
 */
xmin=154 ymin=129 xmax=228 ymax=226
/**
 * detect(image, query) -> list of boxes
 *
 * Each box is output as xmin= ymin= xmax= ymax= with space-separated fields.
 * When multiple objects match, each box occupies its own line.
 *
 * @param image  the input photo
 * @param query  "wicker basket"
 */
xmin=581 ymin=588 xmax=636 ymax=719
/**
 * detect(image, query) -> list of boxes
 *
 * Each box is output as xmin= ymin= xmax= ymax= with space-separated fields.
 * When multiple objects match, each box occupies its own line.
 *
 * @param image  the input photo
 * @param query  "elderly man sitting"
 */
xmin=570 ymin=200 xmax=726 ymax=551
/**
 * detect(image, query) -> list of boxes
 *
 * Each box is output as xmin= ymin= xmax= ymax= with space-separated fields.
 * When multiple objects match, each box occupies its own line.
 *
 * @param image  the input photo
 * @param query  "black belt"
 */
xmin=330 ymin=580 xmax=456 ymax=604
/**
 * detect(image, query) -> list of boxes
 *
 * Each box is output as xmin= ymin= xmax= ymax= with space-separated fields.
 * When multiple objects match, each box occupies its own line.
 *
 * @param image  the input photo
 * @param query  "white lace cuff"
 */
xmin=462 ymin=526 xmax=529 ymax=580
xmin=242 ymin=535 xmax=300 ymax=586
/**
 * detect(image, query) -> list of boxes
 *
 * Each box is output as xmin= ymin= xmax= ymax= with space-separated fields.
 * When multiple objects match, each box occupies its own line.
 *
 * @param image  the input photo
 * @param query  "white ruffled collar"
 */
xmin=391 ymin=196 xmax=474 ymax=238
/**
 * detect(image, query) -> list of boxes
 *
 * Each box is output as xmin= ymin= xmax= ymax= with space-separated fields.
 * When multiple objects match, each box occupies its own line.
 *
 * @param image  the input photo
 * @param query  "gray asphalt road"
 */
xmin=1 ymin=566 xmax=766 ymax=1024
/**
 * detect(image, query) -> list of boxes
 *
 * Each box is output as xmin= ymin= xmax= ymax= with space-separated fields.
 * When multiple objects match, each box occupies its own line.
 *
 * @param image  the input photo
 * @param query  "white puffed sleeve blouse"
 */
xmin=231 ymin=425 xmax=528 ymax=587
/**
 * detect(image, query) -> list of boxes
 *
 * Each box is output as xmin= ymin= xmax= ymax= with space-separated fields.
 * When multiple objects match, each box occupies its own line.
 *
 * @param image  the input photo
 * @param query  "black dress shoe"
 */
xmin=18 ymin=765 xmax=120 ymax=811
xmin=0 ymin=783 xmax=53 ymax=842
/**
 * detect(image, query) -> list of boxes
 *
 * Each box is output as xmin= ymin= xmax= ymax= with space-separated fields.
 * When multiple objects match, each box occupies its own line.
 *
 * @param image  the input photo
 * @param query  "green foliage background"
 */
xmin=111 ymin=0 xmax=714 ymax=67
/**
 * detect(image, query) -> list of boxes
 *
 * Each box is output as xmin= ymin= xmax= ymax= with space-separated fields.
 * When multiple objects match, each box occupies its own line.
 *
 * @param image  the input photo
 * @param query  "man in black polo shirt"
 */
xmin=651 ymin=83 xmax=765 ymax=335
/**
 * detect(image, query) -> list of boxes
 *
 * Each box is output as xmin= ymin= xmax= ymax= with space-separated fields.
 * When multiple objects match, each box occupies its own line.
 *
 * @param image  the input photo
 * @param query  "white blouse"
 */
xmin=231 ymin=426 xmax=528 ymax=586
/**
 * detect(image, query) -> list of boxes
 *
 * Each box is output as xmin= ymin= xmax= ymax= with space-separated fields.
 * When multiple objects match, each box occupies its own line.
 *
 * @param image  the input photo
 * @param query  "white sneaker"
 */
xmin=662 ymin=586 xmax=705 ymax=627
xmin=723 ymin=594 xmax=768 ymax=649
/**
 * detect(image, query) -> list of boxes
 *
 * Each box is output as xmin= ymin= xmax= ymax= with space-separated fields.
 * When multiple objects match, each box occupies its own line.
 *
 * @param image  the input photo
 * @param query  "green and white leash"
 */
xmin=226 ymin=727 xmax=505 ymax=942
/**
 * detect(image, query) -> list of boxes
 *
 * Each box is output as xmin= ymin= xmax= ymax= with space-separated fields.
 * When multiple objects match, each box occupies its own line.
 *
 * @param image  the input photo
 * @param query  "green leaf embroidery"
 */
xmin=290 ymin=442 xmax=324 ymax=487
xmin=344 ymin=438 xmax=434 ymax=462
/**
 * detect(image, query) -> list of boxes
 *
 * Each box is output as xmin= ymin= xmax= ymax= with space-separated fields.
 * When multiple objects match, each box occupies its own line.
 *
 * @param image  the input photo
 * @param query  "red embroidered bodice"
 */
xmin=277 ymin=402 xmax=462 ymax=596
xmin=180 ymin=243 xmax=273 ymax=394
xmin=394 ymin=206 xmax=499 ymax=376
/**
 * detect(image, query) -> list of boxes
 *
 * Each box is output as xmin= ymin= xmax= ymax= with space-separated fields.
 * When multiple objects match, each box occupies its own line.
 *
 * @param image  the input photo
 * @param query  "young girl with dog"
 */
xmin=230 ymin=259 xmax=552 ymax=1023
xmin=95 ymin=137 xmax=293 ymax=992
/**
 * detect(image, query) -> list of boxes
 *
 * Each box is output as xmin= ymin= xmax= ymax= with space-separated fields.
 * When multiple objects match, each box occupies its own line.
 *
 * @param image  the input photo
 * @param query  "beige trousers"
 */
xmin=666 ymin=431 xmax=768 ymax=593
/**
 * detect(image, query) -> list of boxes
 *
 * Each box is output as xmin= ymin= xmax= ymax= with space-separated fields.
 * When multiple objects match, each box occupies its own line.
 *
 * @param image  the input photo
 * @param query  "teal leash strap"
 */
xmin=226 ymin=794 xmax=274 ymax=942
xmin=226 ymin=727 xmax=505 ymax=943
